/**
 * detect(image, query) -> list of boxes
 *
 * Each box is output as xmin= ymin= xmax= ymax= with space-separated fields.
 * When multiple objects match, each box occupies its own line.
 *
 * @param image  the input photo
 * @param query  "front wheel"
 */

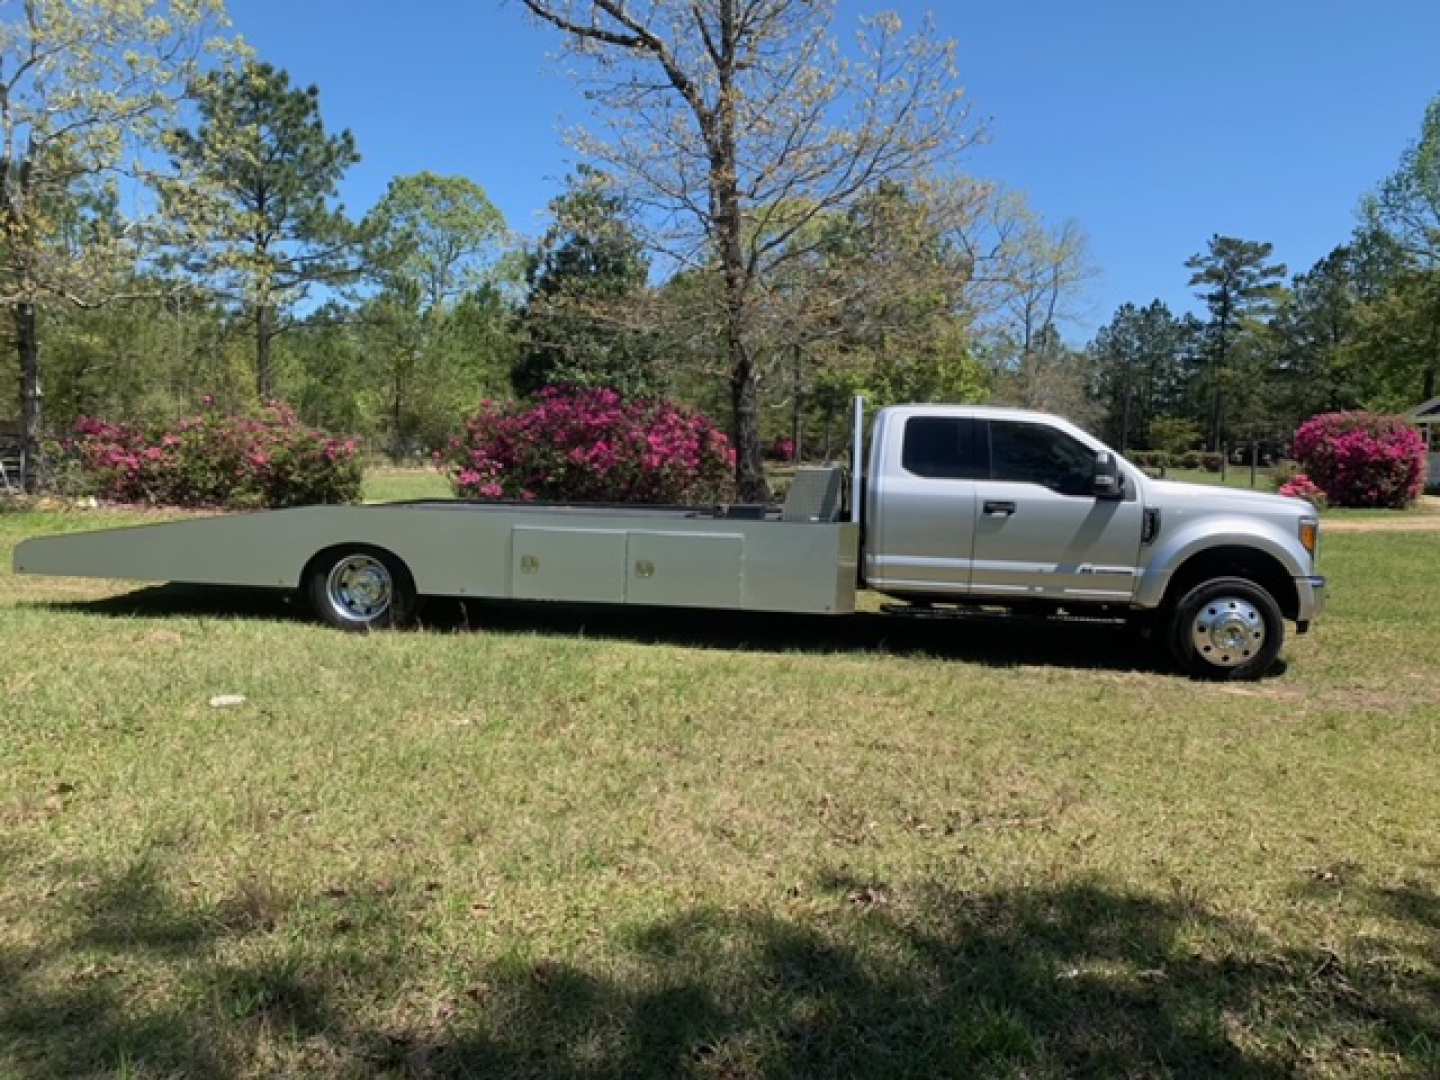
xmin=306 ymin=548 xmax=416 ymax=632
xmin=1167 ymin=576 xmax=1284 ymax=680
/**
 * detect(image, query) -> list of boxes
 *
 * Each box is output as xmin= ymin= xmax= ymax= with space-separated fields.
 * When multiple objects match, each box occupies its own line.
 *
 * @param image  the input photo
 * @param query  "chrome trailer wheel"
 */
xmin=326 ymin=554 xmax=394 ymax=623
xmin=306 ymin=548 xmax=415 ymax=631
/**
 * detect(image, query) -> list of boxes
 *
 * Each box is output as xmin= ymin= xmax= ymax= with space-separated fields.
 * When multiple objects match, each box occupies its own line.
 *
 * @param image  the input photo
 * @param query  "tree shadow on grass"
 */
xmin=2 ymin=859 xmax=1434 ymax=1077
xmin=31 ymin=582 xmax=1266 ymax=679
xmin=0 ymin=854 xmax=345 ymax=1078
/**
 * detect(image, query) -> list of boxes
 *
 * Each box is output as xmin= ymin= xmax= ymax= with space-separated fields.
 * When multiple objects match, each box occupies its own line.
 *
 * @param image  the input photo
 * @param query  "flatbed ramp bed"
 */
xmin=14 ymin=477 xmax=859 ymax=616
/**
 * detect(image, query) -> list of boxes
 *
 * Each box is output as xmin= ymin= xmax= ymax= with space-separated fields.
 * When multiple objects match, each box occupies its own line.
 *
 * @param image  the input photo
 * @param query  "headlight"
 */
xmin=1299 ymin=517 xmax=1319 ymax=559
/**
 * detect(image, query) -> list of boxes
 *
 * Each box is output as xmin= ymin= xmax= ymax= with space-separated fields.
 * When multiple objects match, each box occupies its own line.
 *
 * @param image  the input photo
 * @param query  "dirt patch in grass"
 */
xmin=1323 ymin=517 xmax=1440 ymax=532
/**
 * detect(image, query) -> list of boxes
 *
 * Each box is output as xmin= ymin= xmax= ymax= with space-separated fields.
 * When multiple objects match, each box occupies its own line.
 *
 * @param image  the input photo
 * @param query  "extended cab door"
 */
xmin=865 ymin=415 xmax=983 ymax=595
xmin=969 ymin=419 xmax=1144 ymax=602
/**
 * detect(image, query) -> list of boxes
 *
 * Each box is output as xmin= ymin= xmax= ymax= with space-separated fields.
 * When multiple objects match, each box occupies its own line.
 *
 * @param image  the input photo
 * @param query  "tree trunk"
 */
xmin=255 ymin=303 xmax=275 ymax=401
xmin=711 ymin=0 xmax=766 ymax=504
xmin=791 ymin=344 xmax=803 ymax=462
xmin=716 ymin=218 xmax=766 ymax=499
xmin=15 ymin=302 xmax=42 ymax=494
xmin=1118 ymin=360 xmax=1132 ymax=453
xmin=1210 ymin=384 xmax=1225 ymax=453
xmin=729 ymin=332 xmax=766 ymax=502
xmin=391 ymin=357 xmax=407 ymax=462
xmin=1209 ymin=309 xmax=1230 ymax=452
xmin=717 ymin=224 xmax=767 ymax=501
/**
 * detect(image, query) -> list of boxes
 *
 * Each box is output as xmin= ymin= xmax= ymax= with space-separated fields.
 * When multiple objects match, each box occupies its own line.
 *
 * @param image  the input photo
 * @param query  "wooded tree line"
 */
xmin=1088 ymin=100 xmax=1440 ymax=456
xmin=4 ymin=1 xmax=1437 ymax=495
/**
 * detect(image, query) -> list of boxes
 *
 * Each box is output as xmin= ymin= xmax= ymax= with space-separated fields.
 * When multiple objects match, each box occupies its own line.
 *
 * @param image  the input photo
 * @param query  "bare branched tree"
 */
xmin=518 ymin=0 xmax=974 ymax=499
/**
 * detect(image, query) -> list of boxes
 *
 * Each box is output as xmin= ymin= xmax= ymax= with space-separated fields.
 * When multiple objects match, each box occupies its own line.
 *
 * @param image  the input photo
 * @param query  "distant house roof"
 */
xmin=1411 ymin=397 xmax=1440 ymax=424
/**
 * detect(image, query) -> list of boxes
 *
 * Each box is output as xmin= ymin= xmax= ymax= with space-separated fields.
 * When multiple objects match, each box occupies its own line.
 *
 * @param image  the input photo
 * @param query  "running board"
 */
xmin=878 ymin=601 xmax=1129 ymax=626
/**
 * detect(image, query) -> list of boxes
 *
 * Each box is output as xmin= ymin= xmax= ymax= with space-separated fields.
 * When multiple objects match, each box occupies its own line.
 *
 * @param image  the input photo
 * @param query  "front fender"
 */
xmin=1134 ymin=515 xmax=1310 ymax=609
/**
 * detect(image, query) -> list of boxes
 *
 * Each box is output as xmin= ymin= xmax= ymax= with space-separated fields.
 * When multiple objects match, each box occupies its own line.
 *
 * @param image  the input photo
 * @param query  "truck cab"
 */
xmin=861 ymin=405 xmax=1326 ymax=678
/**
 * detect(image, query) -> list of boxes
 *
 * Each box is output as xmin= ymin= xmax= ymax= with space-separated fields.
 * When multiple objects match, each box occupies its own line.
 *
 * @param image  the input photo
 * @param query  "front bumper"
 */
xmin=1295 ymin=575 xmax=1327 ymax=631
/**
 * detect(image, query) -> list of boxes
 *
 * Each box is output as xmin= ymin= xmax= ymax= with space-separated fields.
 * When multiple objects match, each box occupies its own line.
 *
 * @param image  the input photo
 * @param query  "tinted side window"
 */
xmin=901 ymin=417 xmax=984 ymax=479
xmin=989 ymin=421 xmax=1095 ymax=496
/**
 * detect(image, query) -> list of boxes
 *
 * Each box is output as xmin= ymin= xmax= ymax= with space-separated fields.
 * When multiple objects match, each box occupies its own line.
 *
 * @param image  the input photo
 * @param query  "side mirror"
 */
xmin=1093 ymin=451 xmax=1124 ymax=500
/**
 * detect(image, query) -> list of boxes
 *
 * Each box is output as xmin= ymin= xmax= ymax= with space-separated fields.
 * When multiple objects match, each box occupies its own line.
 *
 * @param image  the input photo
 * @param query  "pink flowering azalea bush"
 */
xmin=438 ymin=387 xmax=736 ymax=504
xmin=58 ymin=402 xmax=363 ymax=509
xmin=1291 ymin=412 xmax=1427 ymax=509
xmin=1277 ymin=473 xmax=1327 ymax=508
xmin=766 ymin=435 xmax=796 ymax=462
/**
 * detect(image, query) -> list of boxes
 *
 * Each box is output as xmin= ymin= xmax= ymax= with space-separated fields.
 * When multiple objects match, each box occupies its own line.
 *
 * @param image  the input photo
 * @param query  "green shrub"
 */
xmin=1270 ymin=459 xmax=1303 ymax=492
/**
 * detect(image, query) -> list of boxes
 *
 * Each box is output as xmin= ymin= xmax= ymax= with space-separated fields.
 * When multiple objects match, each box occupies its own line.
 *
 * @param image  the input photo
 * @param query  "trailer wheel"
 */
xmin=1167 ymin=576 xmax=1283 ymax=680
xmin=305 ymin=548 xmax=416 ymax=631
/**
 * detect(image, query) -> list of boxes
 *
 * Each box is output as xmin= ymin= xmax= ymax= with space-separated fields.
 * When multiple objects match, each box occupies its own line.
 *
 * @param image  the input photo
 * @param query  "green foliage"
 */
xmin=513 ymin=169 xmax=660 ymax=399
xmin=364 ymin=172 xmax=510 ymax=307
xmin=42 ymin=290 xmax=251 ymax=430
xmin=1088 ymin=302 xmax=1202 ymax=451
xmin=282 ymin=289 xmax=520 ymax=459
xmin=1295 ymin=92 xmax=1440 ymax=409
xmin=1267 ymin=246 xmax=1366 ymax=422
xmin=1344 ymin=270 xmax=1440 ymax=408
xmin=0 ymin=0 xmax=232 ymax=491
xmin=1269 ymin=458 xmax=1304 ymax=492
xmin=165 ymin=61 xmax=363 ymax=399
xmin=1251 ymin=96 xmax=1440 ymax=412
xmin=360 ymin=173 xmax=515 ymax=456
xmin=1127 ymin=450 xmax=1169 ymax=471
xmin=1148 ymin=417 xmax=1203 ymax=458
xmin=1184 ymin=234 xmax=1289 ymax=450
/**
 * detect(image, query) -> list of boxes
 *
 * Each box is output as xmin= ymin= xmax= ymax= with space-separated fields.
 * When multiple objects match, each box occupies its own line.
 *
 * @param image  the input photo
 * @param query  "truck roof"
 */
xmin=881 ymin=403 xmax=1076 ymax=425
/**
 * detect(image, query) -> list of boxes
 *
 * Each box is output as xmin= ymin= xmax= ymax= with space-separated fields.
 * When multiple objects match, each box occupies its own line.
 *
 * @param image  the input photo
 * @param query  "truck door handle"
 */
xmin=983 ymin=500 xmax=1017 ymax=517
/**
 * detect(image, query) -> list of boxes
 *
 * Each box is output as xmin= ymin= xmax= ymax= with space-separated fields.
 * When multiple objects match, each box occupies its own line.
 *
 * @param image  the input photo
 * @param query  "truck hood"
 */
xmin=1144 ymin=478 xmax=1316 ymax=517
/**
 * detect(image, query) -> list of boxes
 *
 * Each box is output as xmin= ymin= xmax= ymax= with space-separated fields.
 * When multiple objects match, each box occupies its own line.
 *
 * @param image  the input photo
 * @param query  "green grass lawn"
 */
xmin=2 ymin=506 xmax=1439 ymax=1078
xmin=363 ymin=467 xmax=452 ymax=503
xmin=1163 ymin=465 xmax=1279 ymax=491
xmin=1157 ymin=468 xmax=1440 ymax=523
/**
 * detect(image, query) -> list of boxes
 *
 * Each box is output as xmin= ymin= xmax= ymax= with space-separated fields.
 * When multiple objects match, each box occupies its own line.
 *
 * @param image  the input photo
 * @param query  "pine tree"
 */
xmin=1184 ymin=235 xmax=1287 ymax=449
xmin=166 ymin=62 xmax=361 ymax=401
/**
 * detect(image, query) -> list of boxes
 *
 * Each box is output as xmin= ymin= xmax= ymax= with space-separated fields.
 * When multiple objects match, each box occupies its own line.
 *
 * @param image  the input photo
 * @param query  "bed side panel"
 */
xmin=14 ymin=507 xmax=860 ymax=614
xmin=626 ymin=530 xmax=744 ymax=609
xmin=511 ymin=527 xmax=628 ymax=602
xmin=12 ymin=507 xmax=513 ymax=594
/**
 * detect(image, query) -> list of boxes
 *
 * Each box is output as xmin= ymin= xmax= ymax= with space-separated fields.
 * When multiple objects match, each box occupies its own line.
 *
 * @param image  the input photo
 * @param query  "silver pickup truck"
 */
xmin=14 ymin=400 xmax=1324 ymax=680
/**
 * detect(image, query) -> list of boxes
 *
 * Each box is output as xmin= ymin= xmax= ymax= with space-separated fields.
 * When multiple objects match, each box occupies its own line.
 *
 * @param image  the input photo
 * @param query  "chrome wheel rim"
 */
xmin=326 ymin=555 xmax=392 ymax=622
xmin=1192 ymin=596 xmax=1265 ymax=667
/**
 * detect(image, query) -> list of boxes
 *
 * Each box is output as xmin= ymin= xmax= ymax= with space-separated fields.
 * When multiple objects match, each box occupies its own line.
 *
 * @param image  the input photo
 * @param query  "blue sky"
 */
xmin=231 ymin=0 xmax=1439 ymax=337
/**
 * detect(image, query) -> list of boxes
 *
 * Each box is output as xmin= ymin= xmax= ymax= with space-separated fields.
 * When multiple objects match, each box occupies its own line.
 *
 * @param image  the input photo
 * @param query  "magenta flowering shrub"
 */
xmin=60 ymin=403 xmax=363 ymax=508
xmin=438 ymin=387 xmax=736 ymax=504
xmin=1278 ymin=474 xmax=1327 ymax=508
xmin=1291 ymin=412 xmax=1427 ymax=509
xmin=766 ymin=435 xmax=796 ymax=463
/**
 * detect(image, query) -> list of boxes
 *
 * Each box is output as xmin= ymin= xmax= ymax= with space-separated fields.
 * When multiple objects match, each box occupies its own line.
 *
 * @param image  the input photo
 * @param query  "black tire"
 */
xmin=1167 ymin=576 xmax=1284 ymax=681
xmin=305 ymin=547 xmax=416 ymax=632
